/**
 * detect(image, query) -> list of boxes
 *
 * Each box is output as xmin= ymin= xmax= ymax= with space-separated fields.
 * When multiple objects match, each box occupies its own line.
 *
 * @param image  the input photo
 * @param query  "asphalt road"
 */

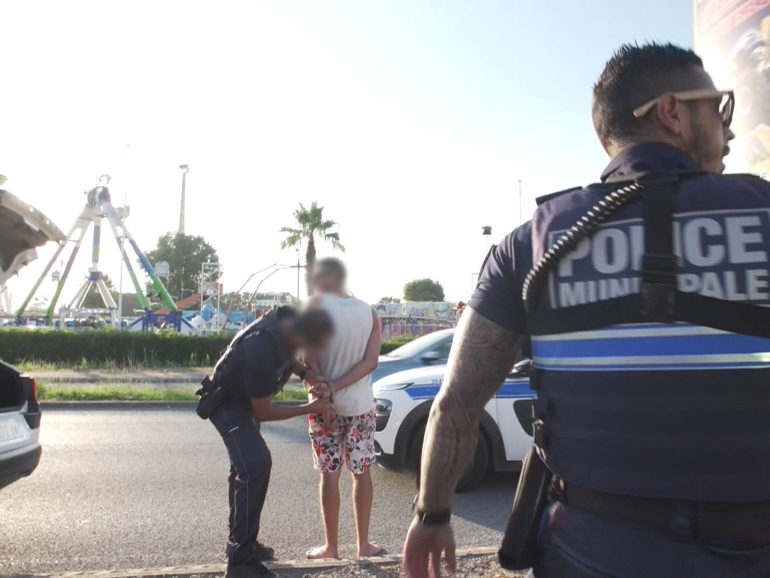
xmin=0 ymin=407 xmax=518 ymax=575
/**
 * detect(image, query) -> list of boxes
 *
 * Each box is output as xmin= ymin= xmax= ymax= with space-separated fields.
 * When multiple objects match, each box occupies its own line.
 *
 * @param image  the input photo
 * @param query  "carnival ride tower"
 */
xmin=15 ymin=176 xmax=183 ymax=330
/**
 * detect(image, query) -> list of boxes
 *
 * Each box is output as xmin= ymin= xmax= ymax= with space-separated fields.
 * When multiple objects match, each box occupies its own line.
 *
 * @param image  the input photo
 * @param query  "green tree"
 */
xmin=378 ymin=296 xmax=401 ymax=304
xmin=222 ymin=291 xmax=297 ymax=313
xmin=221 ymin=291 xmax=251 ymax=313
xmin=81 ymin=276 xmax=144 ymax=315
xmin=403 ymin=278 xmax=445 ymax=302
xmin=145 ymin=233 xmax=218 ymax=303
xmin=82 ymin=275 xmax=116 ymax=309
xmin=280 ymin=202 xmax=344 ymax=296
xmin=117 ymin=293 xmax=143 ymax=314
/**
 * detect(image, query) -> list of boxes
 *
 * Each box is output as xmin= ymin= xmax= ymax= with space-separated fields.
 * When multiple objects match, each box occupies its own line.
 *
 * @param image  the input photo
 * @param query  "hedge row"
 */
xmin=0 ymin=328 xmax=230 ymax=367
xmin=0 ymin=329 xmax=415 ymax=368
xmin=380 ymin=335 xmax=415 ymax=354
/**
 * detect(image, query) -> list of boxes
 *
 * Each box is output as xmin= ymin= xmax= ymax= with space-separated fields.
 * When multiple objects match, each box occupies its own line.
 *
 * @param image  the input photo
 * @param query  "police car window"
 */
xmin=384 ymin=330 xmax=454 ymax=359
xmin=437 ymin=338 xmax=453 ymax=357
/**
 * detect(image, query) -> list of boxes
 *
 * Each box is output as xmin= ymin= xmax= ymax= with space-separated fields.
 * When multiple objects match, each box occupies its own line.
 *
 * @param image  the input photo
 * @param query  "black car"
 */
xmin=0 ymin=361 xmax=41 ymax=489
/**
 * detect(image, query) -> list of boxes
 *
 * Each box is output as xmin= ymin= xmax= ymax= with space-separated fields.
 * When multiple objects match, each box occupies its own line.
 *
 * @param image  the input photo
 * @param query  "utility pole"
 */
xmin=117 ymin=232 xmax=126 ymax=329
xmin=518 ymin=179 xmax=523 ymax=224
xmin=473 ymin=226 xmax=493 ymax=293
xmin=178 ymin=164 xmax=189 ymax=235
xmin=295 ymin=249 xmax=301 ymax=302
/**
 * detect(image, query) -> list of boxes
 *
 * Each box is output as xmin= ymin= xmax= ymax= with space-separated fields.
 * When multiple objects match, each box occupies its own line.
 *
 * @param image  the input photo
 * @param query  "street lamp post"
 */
xmin=296 ymin=249 xmax=301 ymax=302
xmin=472 ymin=226 xmax=493 ymax=293
xmin=117 ymin=233 xmax=126 ymax=329
xmin=178 ymin=164 xmax=189 ymax=235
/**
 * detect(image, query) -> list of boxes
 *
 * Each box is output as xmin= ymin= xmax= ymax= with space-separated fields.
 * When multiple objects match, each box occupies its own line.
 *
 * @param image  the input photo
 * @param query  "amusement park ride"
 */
xmin=6 ymin=171 xmax=299 ymax=333
xmin=15 ymin=176 xmax=193 ymax=332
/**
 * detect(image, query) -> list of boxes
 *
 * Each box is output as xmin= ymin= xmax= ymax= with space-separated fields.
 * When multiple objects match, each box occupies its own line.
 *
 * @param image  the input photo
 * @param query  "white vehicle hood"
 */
xmin=373 ymin=364 xmax=447 ymax=391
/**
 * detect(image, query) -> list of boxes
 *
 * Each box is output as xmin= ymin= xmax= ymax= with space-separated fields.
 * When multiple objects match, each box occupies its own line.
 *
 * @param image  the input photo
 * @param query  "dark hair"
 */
xmin=291 ymin=309 xmax=334 ymax=346
xmin=314 ymin=257 xmax=347 ymax=283
xmin=592 ymin=42 xmax=704 ymax=152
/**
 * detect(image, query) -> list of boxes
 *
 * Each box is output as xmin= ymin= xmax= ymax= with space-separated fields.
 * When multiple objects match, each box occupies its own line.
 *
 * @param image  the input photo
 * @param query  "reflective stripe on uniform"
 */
xmin=531 ymin=322 xmax=770 ymax=371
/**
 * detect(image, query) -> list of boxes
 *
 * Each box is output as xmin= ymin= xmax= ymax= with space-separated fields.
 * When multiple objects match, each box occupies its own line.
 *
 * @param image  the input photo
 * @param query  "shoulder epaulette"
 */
xmin=718 ymin=173 xmax=768 ymax=183
xmin=535 ymin=186 xmax=583 ymax=206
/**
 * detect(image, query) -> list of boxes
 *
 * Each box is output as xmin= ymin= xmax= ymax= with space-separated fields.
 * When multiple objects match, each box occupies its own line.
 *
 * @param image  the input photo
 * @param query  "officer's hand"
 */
xmin=306 ymin=397 xmax=330 ymax=414
xmin=403 ymin=518 xmax=455 ymax=578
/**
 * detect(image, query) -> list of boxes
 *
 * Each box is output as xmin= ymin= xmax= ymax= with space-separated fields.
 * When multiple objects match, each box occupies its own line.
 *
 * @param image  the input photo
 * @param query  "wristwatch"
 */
xmin=412 ymin=493 xmax=451 ymax=526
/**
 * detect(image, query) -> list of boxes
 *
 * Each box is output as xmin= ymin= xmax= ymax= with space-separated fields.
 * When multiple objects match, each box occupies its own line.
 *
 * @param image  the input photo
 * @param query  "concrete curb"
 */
xmin=40 ymin=401 xmax=199 ymax=410
xmin=31 ymin=547 xmax=499 ymax=578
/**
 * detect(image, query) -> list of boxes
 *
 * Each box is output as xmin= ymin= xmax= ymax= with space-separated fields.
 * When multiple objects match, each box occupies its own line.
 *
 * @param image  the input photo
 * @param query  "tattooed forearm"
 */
xmin=417 ymin=307 xmax=521 ymax=513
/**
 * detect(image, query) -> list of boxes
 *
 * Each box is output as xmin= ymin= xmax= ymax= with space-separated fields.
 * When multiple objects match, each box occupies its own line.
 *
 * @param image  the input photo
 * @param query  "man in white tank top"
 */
xmin=304 ymin=258 xmax=384 ymax=560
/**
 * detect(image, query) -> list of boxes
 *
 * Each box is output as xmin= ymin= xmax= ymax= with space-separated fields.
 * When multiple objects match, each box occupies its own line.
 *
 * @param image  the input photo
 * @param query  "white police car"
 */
xmin=373 ymin=359 xmax=535 ymax=491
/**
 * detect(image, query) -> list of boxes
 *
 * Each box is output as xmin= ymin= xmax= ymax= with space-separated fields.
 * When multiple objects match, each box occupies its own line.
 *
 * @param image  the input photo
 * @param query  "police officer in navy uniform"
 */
xmin=403 ymin=42 xmax=770 ymax=577
xmin=210 ymin=306 xmax=333 ymax=578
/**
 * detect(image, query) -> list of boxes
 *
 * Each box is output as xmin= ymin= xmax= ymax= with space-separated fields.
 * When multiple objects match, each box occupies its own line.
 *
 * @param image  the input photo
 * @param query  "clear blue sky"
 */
xmin=2 ymin=1 xmax=694 ymax=307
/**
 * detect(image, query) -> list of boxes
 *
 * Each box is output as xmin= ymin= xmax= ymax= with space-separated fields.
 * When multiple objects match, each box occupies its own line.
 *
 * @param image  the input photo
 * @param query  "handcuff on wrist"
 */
xmin=412 ymin=493 xmax=451 ymax=526
xmin=322 ymin=381 xmax=334 ymax=403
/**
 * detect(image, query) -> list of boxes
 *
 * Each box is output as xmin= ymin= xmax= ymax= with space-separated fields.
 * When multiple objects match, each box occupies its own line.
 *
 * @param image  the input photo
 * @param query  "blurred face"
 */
xmin=682 ymin=71 xmax=735 ymax=174
xmin=312 ymin=271 xmax=343 ymax=294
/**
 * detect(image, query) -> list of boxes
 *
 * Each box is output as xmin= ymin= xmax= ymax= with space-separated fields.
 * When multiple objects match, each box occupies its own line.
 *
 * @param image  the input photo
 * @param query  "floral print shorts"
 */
xmin=309 ymin=410 xmax=377 ymax=475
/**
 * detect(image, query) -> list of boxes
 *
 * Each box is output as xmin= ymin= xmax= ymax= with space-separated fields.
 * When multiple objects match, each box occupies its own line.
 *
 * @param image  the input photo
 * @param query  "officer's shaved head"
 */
xmin=290 ymin=309 xmax=334 ymax=347
xmin=593 ymin=42 xmax=706 ymax=155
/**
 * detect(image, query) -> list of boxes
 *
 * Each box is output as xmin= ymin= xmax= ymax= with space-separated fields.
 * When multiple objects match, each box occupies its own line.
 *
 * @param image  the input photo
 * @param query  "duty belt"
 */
xmin=560 ymin=482 xmax=770 ymax=557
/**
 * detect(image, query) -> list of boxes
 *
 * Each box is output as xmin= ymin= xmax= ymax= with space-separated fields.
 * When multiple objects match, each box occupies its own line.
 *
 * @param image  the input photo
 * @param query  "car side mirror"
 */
xmin=421 ymin=350 xmax=442 ymax=364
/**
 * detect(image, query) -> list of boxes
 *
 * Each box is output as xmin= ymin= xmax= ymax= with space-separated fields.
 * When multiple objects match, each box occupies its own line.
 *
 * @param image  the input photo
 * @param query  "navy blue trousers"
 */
xmin=533 ymin=502 xmax=770 ymax=577
xmin=211 ymin=404 xmax=272 ymax=564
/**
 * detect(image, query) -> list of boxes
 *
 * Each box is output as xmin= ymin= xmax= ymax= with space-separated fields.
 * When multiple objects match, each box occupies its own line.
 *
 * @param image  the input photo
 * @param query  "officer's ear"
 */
xmin=654 ymin=93 xmax=684 ymax=137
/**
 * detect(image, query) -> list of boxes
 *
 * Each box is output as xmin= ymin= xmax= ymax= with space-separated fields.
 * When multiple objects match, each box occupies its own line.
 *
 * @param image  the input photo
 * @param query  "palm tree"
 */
xmin=280 ymin=202 xmax=345 ymax=296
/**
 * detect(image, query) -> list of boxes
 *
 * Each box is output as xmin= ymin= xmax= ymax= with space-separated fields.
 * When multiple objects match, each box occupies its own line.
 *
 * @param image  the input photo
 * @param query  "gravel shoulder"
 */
xmin=49 ymin=553 xmax=527 ymax=578
xmin=263 ymin=554 xmax=527 ymax=578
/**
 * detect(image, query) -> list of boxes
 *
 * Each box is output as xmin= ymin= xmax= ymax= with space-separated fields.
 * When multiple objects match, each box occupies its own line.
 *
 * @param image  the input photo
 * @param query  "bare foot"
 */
xmin=358 ymin=542 xmax=386 ymax=557
xmin=306 ymin=545 xmax=340 ymax=559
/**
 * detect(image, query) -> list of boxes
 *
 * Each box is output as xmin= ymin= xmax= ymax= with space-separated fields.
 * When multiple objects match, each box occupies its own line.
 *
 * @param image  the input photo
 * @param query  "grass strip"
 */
xmin=37 ymin=383 xmax=309 ymax=403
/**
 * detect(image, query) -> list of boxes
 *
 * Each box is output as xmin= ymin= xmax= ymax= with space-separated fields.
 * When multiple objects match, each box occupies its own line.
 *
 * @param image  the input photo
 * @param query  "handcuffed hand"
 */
xmin=309 ymin=381 xmax=333 ymax=401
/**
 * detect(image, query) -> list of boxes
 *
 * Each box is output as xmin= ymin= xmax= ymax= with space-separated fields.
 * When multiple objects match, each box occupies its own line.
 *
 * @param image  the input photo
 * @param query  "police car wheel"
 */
xmin=408 ymin=422 xmax=490 ymax=492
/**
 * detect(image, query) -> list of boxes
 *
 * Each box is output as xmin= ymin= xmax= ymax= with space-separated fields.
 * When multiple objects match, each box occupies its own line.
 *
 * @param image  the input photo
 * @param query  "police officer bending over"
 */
xmin=201 ymin=306 xmax=333 ymax=578
xmin=404 ymin=42 xmax=770 ymax=577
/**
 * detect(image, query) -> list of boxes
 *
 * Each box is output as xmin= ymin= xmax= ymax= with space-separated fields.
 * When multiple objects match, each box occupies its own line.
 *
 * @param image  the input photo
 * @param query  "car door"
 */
xmin=494 ymin=360 xmax=536 ymax=462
